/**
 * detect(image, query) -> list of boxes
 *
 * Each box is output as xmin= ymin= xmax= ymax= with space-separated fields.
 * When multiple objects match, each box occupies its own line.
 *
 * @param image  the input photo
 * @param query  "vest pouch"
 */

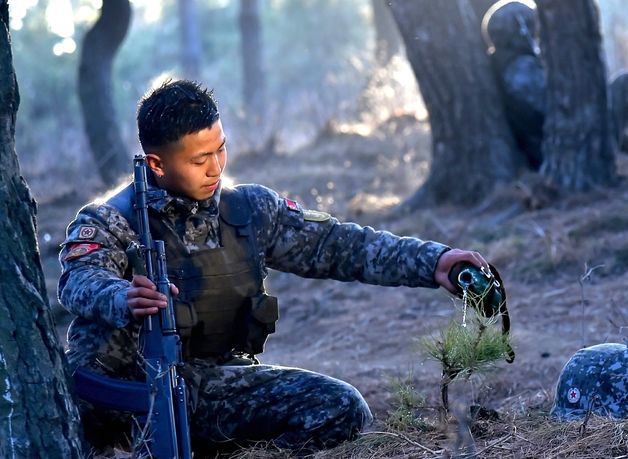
xmin=239 ymin=293 xmax=279 ymax=355
xmin=174 ymin=300 xmax=198 ymax=338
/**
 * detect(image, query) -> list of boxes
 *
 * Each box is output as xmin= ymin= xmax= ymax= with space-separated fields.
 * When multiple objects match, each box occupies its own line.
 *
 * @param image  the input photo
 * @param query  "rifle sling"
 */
xmin=489 ymin=263 xmax=515 ymax=363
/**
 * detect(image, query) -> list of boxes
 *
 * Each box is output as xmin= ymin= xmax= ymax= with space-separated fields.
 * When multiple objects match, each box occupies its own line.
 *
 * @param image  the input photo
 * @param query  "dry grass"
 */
xmin=212 ymin=412 xmax=627 ymax=459
xmin=97 ymin=413 xmax=628 ymax=459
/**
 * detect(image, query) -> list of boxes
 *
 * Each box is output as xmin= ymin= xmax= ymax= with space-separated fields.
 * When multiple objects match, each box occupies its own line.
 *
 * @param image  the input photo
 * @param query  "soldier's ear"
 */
xmin=146 ymin=153 xmax=165 ymax=178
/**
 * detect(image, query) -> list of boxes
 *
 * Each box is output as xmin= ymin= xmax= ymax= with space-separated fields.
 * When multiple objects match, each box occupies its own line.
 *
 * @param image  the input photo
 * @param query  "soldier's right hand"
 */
xmin=127 ymin=275 xmax=173 ymax=320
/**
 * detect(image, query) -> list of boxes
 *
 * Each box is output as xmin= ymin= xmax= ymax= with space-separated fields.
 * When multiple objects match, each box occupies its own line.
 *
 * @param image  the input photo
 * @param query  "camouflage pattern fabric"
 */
xmin=550 ymin=343 xmax=628 ymax=420
xmin=184 ymin=360 xmax=372 ymax=452
xmin=58 ymin=180 xmax=449 ymax=451
xmin=77 ymin=359 xmax=372 ymax=454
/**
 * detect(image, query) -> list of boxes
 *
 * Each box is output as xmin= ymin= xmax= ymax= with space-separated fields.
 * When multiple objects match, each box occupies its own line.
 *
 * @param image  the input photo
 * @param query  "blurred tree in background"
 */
xmin=78 ymin=0 xmax=131 ymax=187
xmin=610 ymin=72 xmax=628 ymax=153
xmin=11 ymin=0 xmax=374 ymax=196
xmin=536 ymin=0 xmax=616 ymax=191
xmin=6 ymin=0 xmax=628 ymax=203
xmin=371 ymin=0 xmax=401 ymax=66
xmin=389 ymin=0 xmax=523 ymax=208
xmin=178 ymin=0 xmax=202 ymax=80
xmin=390 ymin=0 xmax=620 ymax=206
xmin=239 ymin=0 xmax=265 ymax=121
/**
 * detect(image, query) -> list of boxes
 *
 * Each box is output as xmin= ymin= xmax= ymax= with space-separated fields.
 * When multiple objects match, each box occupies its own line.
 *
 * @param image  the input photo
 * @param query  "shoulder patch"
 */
xmin=303 ymin=209 xmax=331 ymax=222
xmin=285 ymin=198 xmax=300 ymax=213
xmin=63 ymin=243 xmax=102 ymax=261
xmin=77 ymin=225 xmax=98 ymax=240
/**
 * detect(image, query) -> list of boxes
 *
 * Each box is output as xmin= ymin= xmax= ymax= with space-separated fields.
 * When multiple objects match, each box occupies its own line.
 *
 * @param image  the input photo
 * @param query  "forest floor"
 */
xmin=34 ymin=113 xmax=628 ymax=458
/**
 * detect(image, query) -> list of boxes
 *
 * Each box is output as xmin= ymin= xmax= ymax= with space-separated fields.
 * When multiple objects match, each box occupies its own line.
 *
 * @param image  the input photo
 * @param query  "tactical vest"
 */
xmin=108 ymin=185 xmax=279 ymax=360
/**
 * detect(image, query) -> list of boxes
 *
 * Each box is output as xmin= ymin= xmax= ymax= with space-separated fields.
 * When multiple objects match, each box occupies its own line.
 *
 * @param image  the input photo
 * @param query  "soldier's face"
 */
xmin=147 ymin=120 xmax=227 ymax=201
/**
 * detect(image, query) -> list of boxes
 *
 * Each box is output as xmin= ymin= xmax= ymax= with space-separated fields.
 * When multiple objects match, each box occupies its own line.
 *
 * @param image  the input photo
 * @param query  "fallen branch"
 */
xmin=361 ymin=431 xmax=442 ymax=455
xmin=474 ymin=434 xmax=513 ymax=456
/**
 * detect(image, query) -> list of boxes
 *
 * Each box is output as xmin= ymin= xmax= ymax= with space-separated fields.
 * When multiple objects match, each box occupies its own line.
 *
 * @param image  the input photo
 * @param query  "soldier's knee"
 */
xmin=323 ymin=380 xmax=373 ymax=437
xmin=310 ymin=382 xmax=372 ymax=449
xmin=343 ymin=384 xmax=373 ymax=431
xmin=271 ymin=376 xmax=374 ymax=450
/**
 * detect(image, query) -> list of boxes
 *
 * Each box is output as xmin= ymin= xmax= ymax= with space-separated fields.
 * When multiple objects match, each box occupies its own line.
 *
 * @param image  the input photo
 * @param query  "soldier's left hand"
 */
xmin=434 ymin=248 xmax=489 ymax=295
xmin=127 ymin=275 xmax=180 ymax=320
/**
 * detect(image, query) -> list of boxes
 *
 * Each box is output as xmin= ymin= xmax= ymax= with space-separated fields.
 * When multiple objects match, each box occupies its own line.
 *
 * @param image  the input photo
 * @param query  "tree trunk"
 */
xmin=239 ymin=0 xmax=265 ymax=120
xmin=536 ymin=0 xmax=616 ymax=190
xmin=470 ymin=0 xmax=499 ymax=23
xmin=178 ymin=0 xmax=203 ymax=80
xmin=0 ymin=2 xmax=83 ymax=456
xmin=389 ymin=0 xmax=523 ymax=208
xmin=372 ymin=0 xmax=402 ymax=66
xmin=78 ymin=0 xmax=131 ymax=187
xmin=609 ymin=72 xmax=628 ymax=154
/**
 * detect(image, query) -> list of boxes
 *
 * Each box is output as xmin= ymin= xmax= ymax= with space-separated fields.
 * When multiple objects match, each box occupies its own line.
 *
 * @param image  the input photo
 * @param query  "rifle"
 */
xmin=126 ymin=154 xmax=193 ymax=458
xmin=73 ymin=155 xmax=192 ymax=458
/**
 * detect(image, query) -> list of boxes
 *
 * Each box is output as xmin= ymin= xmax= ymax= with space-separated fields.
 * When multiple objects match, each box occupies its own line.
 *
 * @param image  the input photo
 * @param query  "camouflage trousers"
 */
xmin=80 ymin=359 xmax=373 ymax=455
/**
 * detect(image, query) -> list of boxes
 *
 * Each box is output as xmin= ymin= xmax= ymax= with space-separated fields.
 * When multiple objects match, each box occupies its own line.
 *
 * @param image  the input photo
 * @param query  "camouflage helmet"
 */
xmin=550 ymin=343 xmax=628 ymax=420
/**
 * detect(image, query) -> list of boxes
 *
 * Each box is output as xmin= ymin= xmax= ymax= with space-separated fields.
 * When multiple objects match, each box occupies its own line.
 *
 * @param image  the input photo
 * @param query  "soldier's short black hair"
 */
xmin=137 ymin=79 xmax=220 ymax=152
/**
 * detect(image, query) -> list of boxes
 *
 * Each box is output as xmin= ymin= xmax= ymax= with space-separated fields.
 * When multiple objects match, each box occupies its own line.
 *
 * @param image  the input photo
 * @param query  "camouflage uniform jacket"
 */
xmin=58 ymin=181 xmax=449 ymax=374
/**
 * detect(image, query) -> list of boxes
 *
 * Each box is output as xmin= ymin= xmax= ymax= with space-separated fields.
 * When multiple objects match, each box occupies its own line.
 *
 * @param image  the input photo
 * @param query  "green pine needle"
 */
xmin=421 ymin=313 xmax=511 ymax=382
xmin=385 ymin=376 xmax=432 ymax=432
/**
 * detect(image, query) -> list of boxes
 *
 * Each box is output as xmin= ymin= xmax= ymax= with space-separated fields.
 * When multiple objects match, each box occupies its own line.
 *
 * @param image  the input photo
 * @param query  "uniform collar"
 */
xmin=145 ymin=169 xmax=221 ymax=216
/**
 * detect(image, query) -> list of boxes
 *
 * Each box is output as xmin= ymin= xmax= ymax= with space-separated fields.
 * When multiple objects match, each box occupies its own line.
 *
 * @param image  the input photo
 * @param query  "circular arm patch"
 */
xmin=303 ymin=209 xmax=331 ymax=222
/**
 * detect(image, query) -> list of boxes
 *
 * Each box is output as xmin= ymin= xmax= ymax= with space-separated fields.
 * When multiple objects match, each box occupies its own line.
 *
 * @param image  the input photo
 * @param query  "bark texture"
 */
xmin=389 ymin=0 xmax=523 ymax=207
xmin=536 ymin=0 xmax=616 ymax=190
xmin=610 ymin=71 xmax=628 ymax=154
xmin=0 ymin=2 xmax=83 ymax=456
xmin=178 ymin=0 xmax=203 ymax=80
xmin=78 ymin=0 xmax=131 ymax=187
xmin=239 ymin=0 xmax=265 ymax=119
xmin=470 ymin=0 xmax=501 ymax=23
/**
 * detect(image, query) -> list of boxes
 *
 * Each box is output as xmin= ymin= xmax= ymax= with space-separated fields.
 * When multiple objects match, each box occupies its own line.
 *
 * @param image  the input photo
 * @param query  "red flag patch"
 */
xmin=285 ymin=198 xmax=300 ymax=212
xmin=63 ymin=243 xmax=102 ymax=261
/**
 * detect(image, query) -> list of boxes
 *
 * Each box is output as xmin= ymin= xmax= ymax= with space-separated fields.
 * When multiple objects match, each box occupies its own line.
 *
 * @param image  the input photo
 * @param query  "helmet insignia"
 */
xmin=567 ymin=387 xmax=581 ymax=404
